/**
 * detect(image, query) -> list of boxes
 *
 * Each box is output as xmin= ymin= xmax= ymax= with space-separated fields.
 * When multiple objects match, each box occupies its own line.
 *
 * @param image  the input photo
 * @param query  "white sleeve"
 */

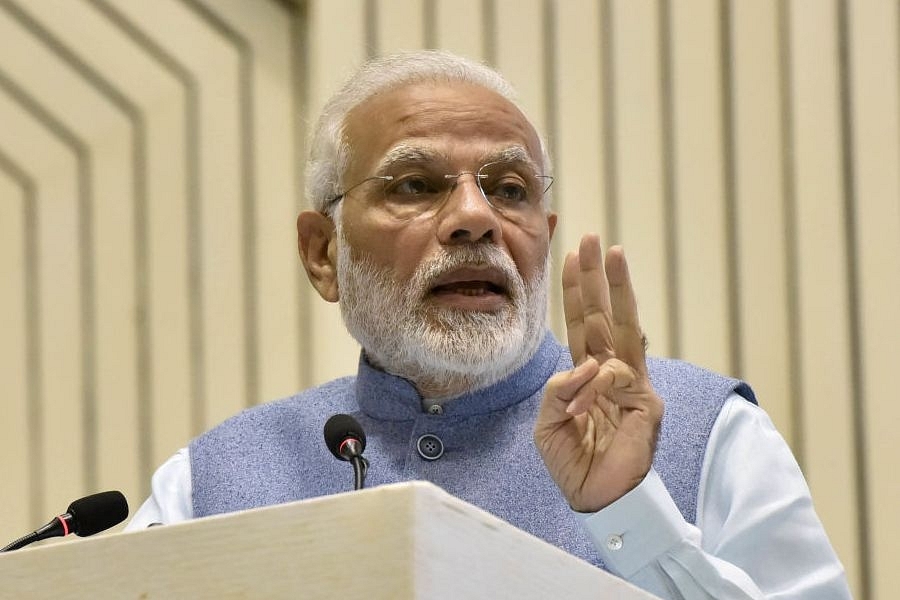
xmin=578 ymin=394 xmax=852 ymax=599
xmin=124 ymin=447 xmax=194 ymax=531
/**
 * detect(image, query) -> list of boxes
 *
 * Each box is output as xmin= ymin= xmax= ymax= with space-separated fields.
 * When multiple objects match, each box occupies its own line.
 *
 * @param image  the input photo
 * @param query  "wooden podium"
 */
xmin=0 ymin=481 xmax=658 ymax=599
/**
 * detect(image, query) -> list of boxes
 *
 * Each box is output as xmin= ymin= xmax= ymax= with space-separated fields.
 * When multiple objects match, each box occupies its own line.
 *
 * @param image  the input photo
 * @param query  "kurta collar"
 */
xmin=355 ymin=332 xmax=563 ymax=421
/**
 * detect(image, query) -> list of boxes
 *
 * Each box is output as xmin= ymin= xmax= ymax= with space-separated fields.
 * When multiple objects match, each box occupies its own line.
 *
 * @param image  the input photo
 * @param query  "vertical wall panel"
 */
xmin=199 ymin=0 xmax=301 ymax=405
xmin=179 ymin=3 xmax=245 ymax=430
xmin=0 ymin=100 xmax=48 ymax=548
xmin=377 ymin=0 xmax=426 ymax=54
xmin=848 ymin=1 xmax=900 ymax=598
xmin=433 ymin=0 xmax=485 ymax=60
xmin=308 ymin=0 xmax=369 ymax=118
xmin=114 ymin=0 xmax=246 ymax=431
xmin=492 ymin=0 xmax=554 ymax=329
xmin=0 ymin=167 xmax=31 ymax=540
xmin=493 ymin=0 xmax=547 ymax=139
xmin=85 ymin=129 xmax=140 ymax=494
xmin=668 ymin=0 xmax=731 ymax=375
xmin=552 ymin=0 xmax=606 ymax=241
xmin=788 ymin=0 xmax=861 ymax=593
xmin=185 ymin=1 xmax=263 ymax=415
xmin=551 ymin=0 xmax=606 ymax=334
xmin=0 ymin=81 xmax=83 ymax=523
xmin=609 ymin=0 xmax=671 ymax=354
xmin=143 ymin=94 xmax=195 ymax=464
xmin=730 ymin=0 xmax=794 ymax=443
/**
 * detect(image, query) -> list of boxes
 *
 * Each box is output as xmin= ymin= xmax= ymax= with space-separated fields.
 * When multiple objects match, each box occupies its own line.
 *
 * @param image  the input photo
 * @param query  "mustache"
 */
xmin=413 ymin=244 xmax=521 ymax=296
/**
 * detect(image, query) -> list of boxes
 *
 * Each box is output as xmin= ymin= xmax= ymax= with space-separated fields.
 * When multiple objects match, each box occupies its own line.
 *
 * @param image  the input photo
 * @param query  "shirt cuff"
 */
xmin=576 ymin=468 xmax=694 ymax=578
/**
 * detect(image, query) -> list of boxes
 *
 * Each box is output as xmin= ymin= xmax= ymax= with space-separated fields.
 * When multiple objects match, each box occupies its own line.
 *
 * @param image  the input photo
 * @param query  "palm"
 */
xmin=534 ymin=235 xmax=663 ymax=512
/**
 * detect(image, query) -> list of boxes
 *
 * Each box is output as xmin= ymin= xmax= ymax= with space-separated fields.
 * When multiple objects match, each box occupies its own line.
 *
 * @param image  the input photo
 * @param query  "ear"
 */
xmin=546 ymin=211 xmax=558 ymax=241
xmin=297 ymin=211 xmax=339 ymax=302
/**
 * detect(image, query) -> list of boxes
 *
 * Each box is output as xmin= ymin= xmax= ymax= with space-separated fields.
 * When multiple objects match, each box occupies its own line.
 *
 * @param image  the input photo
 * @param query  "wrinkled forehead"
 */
xmin=342 ymin=81 xmax=546 ymax=180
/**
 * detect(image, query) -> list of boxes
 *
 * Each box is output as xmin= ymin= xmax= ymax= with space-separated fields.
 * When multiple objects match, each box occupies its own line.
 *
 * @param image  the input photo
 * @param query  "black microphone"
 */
xmin=1 ymin=490 xmax=129 ymax=552
xmin=324 ymin=414 xmax=368 ymax=491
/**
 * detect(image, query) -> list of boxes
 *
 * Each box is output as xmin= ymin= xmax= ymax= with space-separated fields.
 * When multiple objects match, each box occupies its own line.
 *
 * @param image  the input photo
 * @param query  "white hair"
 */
xmin=305 ymin=50 xmax=551 ymax=214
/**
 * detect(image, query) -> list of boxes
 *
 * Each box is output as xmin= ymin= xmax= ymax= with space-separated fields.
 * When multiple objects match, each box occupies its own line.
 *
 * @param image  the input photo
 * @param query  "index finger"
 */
xmin=562 ymin=250 xmax=587 ymax=364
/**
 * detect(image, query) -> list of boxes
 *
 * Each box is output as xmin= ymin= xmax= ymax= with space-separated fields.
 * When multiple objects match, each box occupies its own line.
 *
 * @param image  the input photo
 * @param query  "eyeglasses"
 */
xmin=326 ymin=160 xmax=553 ymax=220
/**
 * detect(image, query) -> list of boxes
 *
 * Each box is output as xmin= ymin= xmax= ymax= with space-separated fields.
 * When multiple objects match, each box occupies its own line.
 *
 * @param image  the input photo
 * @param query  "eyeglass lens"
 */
xmin=375 ymin=160 xmax=551 ymax=220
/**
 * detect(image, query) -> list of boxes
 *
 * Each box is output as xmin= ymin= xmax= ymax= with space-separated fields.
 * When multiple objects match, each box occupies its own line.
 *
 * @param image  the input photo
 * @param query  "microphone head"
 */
xmin=324 ymin=414 xmax=367 ymax=461
xmin=67 ymin=490 xmax=129 ymax=537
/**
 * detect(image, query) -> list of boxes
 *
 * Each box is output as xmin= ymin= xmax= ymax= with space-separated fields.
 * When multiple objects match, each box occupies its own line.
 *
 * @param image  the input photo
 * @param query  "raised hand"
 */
xmin=534 ymin=234 xmax=663 ymax=512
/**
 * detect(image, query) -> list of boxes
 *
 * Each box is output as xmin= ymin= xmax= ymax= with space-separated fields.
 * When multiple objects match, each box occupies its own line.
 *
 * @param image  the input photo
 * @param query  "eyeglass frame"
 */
xmin=323 ymin=160 xmax=554 ymax=215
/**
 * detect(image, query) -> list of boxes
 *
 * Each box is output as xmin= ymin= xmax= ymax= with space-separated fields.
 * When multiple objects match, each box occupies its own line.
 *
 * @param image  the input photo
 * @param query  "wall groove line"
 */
xmin=718 ymin=0 xmax=741 ymax=378
xmin=836 ymin=0 xmax=871 ymax=596
xmin=292 ymin=1 xmax=313 ymax=389
xmin=365 ymin=0 xmax=378 ymax=58
xmin=542 ymin=0 xmax=557 ymax=182
xmin=423 ymin=0 xmax=436 ymax=49
xmin=0 ymin=148 xmax=42 ymax=525
xmin=777 ymin=0 xmax=804 ymax=473
xmin=600 ymin=0 xmax=617 ymax=245
xmin=657 ymin=0 xmax=678 ymax=358
xmin=482 ymin=0 xmax=496 ymax=66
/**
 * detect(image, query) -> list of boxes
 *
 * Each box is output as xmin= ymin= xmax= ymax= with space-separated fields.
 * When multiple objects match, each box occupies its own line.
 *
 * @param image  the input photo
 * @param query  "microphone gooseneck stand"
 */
xmin=351 ymin=455 xmax=368 ymax=491
xmin=1 ymin=490 xmax=129 ymax=552
xmin=1 ymin=519 xmax=67 ymax=552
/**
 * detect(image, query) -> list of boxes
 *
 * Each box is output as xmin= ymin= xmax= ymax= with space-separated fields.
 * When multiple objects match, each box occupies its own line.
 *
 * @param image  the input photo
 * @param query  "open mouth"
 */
xmin=431 ymin=280 xmax=506 ymax=296
xmin=427 ymin=267 xmax=510 ymax=305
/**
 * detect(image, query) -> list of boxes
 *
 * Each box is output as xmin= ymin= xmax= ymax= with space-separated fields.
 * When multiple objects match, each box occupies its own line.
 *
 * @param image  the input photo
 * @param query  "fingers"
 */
xmin=539 ymin=357 xmax=645 ymax=422
xmin=562 ymin=252 xmax=586 ymax=365
xmin=562 ymin=235 xmax=647 ymax=375
xmin=605 ymin=246 xmax=647 ymax=376
xmin=538 ymin=358 xmax=601 ymax=425
xmin=565 ymin=359 xmax=639 ymax=416
xmin=578 ymin=235 xmax=615 ymax=362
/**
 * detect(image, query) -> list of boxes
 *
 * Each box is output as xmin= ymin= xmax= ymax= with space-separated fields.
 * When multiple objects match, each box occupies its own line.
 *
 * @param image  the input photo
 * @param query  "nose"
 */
xmin=436 ymin=173 xmax=503 ymax=245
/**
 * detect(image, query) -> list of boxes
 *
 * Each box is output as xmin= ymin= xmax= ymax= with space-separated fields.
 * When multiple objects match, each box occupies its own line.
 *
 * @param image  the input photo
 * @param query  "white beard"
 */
xmin=334 ymin=219 xmax=549 ymax=398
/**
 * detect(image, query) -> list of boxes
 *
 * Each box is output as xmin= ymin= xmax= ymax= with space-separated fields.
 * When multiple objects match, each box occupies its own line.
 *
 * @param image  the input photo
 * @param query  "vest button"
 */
xmin=416 ymin=434 xmax=444 ymax=461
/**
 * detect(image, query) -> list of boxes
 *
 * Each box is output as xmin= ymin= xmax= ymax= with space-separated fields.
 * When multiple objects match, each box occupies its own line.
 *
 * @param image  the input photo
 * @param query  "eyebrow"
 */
xmin=488 ymin=146 xmax=541 ymax=173
xmin=374 ymin=144 xmax=541 ymax=174
xmin=374 ymin=145 xmax=446 ymax=174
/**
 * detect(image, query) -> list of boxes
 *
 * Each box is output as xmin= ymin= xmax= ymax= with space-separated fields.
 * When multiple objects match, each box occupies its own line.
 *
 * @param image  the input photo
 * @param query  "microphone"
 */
xmin=324 ymin=414 xmax=368 ymax=490
xmin=1 ymin=490 xmax=129 ymax=552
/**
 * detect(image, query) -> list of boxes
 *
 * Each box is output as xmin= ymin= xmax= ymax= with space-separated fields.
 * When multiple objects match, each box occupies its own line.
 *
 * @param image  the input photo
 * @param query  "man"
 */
xmin=129 ymin=50 xmax=850 ymax=598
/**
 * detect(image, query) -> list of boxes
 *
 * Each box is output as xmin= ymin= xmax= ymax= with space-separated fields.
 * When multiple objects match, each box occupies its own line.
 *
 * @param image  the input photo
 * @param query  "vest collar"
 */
xmin=355 ymin=332 xmax=563 ymax=421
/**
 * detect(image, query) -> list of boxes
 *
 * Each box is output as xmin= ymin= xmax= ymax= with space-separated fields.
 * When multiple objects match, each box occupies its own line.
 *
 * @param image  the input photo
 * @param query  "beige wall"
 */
xmin=0 ymin=1 xmax=897 ymax=597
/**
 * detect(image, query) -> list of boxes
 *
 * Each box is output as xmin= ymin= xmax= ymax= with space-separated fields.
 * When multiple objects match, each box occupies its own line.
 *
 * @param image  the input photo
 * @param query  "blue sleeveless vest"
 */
xmin=190 ymin=333 xmax=755 ymax=568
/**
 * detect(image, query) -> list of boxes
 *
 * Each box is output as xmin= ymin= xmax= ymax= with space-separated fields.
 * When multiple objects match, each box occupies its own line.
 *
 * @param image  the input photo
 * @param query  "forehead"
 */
xmin=342 ymin=81 xmax=544 ymax=177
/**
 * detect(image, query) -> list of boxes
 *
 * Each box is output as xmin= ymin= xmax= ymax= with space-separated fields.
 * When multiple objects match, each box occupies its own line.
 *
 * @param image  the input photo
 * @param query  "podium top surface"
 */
xmin=0 ymin=481 xmax=658 ymax=599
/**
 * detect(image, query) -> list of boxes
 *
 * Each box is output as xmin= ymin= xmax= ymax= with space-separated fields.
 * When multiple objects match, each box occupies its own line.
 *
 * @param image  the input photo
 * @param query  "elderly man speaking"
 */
xmin=129 ymin=50 xmax=850 ymax=599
